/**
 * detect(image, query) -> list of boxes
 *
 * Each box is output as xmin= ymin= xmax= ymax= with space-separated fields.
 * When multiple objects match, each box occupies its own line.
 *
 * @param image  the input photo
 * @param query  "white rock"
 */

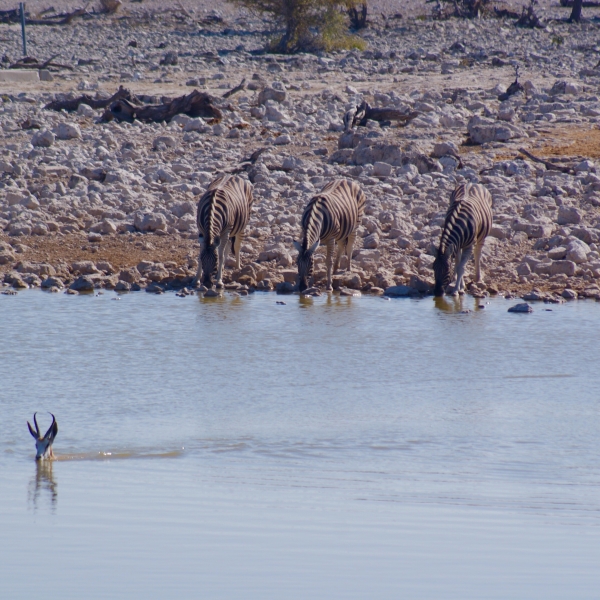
xmin=77 ymin=103 xmax=95 ymax=118
xmin=274 ymin=134 xmax=291 ymax=145
xmin=31 ymin=129 xmax=55 ymax=147
xmin=55 ymin=123 xmax=81 ymax=140
xmin=373 ymin=162 xmax=392 ymax=177
xmin=566 ymin=239 xmax=591 ymax=264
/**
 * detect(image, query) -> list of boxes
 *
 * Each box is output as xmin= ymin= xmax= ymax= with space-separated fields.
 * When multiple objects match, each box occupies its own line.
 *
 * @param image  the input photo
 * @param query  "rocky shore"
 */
xmin=1 ymin=1 xmax=600 ymax=301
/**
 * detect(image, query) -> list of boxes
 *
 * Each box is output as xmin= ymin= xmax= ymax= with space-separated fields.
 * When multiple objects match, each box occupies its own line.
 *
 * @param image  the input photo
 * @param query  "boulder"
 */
xmin=467 ymin=116 xmax=524 ymax=144
xmin=258 ymin=87 xmax=286 ymax=104
xmin=557 ymin=206 xmax=582 ymax=226
xmin=384 ymin=285 xmax=415 ymax=297
xmin=55 ymin=123 xmax=81 ymax=140
xmin=31 ymin=129 xmax=55 ymax=147
xmin=134 ymin=212 xmax=168 ymax=232
xmin=69 ymin=276 xmax=94 ymax=292
xmin=508 ymin=303 xmax=533 ymax=313
xmin=566 ymin=239 xmax=590 ymax=264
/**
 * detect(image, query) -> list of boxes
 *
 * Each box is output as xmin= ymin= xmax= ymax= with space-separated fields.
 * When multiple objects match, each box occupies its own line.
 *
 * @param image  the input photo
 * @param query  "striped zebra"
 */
xmin=433 ymin=183 xmax=493 ymax=297
xmin=195 ymin=174 xmax=254 ymax=288
xmin=294 ymin=179 xmax=366 ymax=292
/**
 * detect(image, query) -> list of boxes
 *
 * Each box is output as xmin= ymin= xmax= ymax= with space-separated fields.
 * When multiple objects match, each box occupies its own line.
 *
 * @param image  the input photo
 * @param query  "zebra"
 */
xmin=433 ymin=183 xmax=493 ymax=297
xmin=195 ymin=174 xmax=254 ymax=288
xmin=294 ymin=179 xmax=366 ymax=292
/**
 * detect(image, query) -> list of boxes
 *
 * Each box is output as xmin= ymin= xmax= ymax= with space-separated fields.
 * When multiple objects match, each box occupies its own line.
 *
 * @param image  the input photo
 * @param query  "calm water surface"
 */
xmin=1 ymin=289 xmax=599 ymax=599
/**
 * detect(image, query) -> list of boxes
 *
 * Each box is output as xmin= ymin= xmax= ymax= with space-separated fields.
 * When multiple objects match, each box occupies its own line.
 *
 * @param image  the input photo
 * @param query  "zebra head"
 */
xmin=293 ymin=240 xmax=319 ymax=292
xmin=200 ymin=237 xmax=220 ymax=288
xmin=27 ymin=413 xmax=58 ymax=461
xmin=433 ymin=249 xmax=452 ymax=297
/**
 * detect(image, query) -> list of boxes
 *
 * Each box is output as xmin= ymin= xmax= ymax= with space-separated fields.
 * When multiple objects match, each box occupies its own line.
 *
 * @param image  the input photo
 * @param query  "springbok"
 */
xmin=27 ymin=413 xmax=58 ymax=461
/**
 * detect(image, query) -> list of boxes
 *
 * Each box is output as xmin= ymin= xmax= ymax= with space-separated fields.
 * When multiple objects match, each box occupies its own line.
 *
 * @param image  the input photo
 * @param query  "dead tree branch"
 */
xmin=44 ymin=86 xmax=133 ymax=112
xmin=222 ymin=78 xmax=246 ymax=99
xmin=518 ymin=148 xmax=575 ymax=174
xmin=101 ymin=90 xmax=223 ymax=124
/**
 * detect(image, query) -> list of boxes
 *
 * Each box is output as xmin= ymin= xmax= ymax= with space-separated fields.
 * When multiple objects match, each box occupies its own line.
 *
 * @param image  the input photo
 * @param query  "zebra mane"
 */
xmin=303 ymin=196 xmax=325 ymax=251
xmin=438 ymin=183 xmax=471 ymax=255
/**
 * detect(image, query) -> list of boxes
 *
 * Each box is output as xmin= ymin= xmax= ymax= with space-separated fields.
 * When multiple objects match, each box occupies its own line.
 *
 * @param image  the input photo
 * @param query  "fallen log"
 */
xmin=344 ymin=101 xmax=419 ymax=130
xmin=518 ymin=148 xmax=575 ymax=174
xmin=101 ymin=89 xmax=223 ymax=124
xmin=10 ymin=54 xmax=74 ymax=71
xmin=44 ymin=86 xmax=133 ymax=112
xmin=26 ymin=8 xmax=86 ymax=25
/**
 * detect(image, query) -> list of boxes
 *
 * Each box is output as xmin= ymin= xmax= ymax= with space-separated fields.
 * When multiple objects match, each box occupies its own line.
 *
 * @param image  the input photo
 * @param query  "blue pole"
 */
xmin=20 ymin=3 xmax=27 ymax=57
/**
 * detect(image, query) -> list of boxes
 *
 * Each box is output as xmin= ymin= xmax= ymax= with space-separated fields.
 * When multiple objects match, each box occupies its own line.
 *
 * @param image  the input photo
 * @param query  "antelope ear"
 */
xmin=308 ymin=240 xmax=320 ymax=254
xmin=27 ymin=421 xmax=38 ymax=439
xmin=292 ymin=240 xmax=302 ymax=252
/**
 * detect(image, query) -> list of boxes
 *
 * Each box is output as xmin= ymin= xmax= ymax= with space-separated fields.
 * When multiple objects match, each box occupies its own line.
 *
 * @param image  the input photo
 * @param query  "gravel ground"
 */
xmin=1 ymin=1 xmax=600 ymax=301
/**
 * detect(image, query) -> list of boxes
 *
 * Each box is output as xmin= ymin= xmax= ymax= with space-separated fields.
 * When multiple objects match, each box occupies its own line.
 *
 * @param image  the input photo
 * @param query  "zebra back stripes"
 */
xmin=296 ymin=179 xmax=366 ymax=291
xmin=196 ymin=174 xmax=254 ymax=287
xmin=433 ymin=183 xmax=493 ymax=296
xmin=300 ymin=179 xmax=366 ymax=251
xmin=197 ymin=175 xmax=253 ymax=246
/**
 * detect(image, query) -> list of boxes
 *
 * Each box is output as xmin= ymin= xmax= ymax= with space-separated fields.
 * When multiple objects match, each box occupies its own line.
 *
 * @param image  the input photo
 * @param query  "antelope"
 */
xmin=27 ymin=413 xmax=58 ymax=461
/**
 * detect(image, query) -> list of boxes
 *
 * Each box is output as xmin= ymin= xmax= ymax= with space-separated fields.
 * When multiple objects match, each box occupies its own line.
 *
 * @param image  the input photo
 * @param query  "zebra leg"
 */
xmin=216 ymin=231 xmax=230 ymax=288
xmin=333 ymin=240 xmax=344 ymax=273
xmin=473 ymin=241 xmax=484 ymax=283
xmin=325 ymin=239 xmax=335 ymax=291
xmin=232 ymin=234 xmax=243 ymax=270
xmin=194 ymin=236 xmax=204 ymax=286
xmin=346 ymin=232 xmax=357 ymax=272
xmin=455 ymin=246 xmax=473 ymax=294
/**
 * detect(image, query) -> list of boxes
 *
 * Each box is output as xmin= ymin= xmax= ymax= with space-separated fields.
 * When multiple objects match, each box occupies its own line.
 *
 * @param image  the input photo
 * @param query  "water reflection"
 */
xmin=434 ymin=295 xmax=465 ymax=313
xmin=28 ymin=461 xmax=57 ymax=513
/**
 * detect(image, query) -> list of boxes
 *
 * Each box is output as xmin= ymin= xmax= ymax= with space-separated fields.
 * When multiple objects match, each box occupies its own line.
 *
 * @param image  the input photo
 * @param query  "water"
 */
xmin=1 ymin=289 xmax=599 ymax=599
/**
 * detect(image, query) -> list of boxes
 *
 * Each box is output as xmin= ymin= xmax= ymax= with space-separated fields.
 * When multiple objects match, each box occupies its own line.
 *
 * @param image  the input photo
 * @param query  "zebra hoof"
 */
xmin=325 ymin=286 xmax=333 ymax=292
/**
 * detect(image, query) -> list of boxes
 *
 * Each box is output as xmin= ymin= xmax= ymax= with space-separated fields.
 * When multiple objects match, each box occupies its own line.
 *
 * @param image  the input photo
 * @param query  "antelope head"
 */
xmin=27 ymin=413 xmax=58 ymax=461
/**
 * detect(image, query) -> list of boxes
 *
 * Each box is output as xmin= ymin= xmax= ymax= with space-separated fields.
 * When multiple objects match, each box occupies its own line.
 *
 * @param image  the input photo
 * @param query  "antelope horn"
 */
xmin=44 ymin=413 xmax=58 ymax=441
xmin=27 ymin=418 xmax=38 ymax=440
xmin=34 ymin=412 xmax=40 ymax=437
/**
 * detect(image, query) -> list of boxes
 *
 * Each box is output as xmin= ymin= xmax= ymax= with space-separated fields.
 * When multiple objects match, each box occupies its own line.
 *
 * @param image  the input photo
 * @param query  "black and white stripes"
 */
xmin=433 ymin=183 xmax=493 ymax=297
xmin=195 ymin=174 xmax=254 ymax=288
xmin=294 ymin=179 xmax=366 ymax=292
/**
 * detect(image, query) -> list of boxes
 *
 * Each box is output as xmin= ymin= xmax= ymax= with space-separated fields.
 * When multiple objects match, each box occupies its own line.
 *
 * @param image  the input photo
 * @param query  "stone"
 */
xmin=363 ymin=232 xmax=380 ymax=249
xmin=372 ymin=162 xmax=393 ymax=177
xmin=77 ymin=103 xmax=95 ymax=118
xmin=339 ymin=287 xmax=361 ymax=297
xmin=134 ymin=212 xmax=168 ymax=232
xmin=467 ymin=116 xmax=524 ymax=144
xmin=562 ymin=288 xmax=578 ymax=300
xmin=566 ymin=239 xmax=590 ymax=264
xmin=384 ymin=285 xmax=415 ymax=297
xmin=69 ymin=276 xmax=95 ymax=292
xmin=153 ymin=135 xmax=177 ymax=149
xmin=508 ymin=303 xmax=533 ymax=313
xmin=431 ymin=141 xmax=459 ymax=158
xmin=41 ymin=277 xmax=64 ymax=289
xmin=39 ymin=69 xmax=53 ymax=82
xmin=557 ymin=206 xmax=582 ymax=226
xmin=0 ymin=70 xmax=39 ymax=82
xmin=409 ymin=275 xmax=434 ymax=294
xmin=55 ymin=123 xmax=81 ymax=140
xmin=72 ymin=261 xmax=100 ymax=275
xmin=275 ymin=281 xmax=295 ymax=294
xmin=258 ymin=87 xmax=286 ymax=104
xmin=31 ymin=129 xmax=55 ymax=148
xmin=115 ymin=281 xmax=131 ymax=292
xmin=548 ymin=246 xmax=567 ymax=260
xmin=204 ymin=289 xmax=219 ymax=297
xmin=274 ymin=134 xmax=291 ymax=145
xmin=575 ymin=160 xmax=595 ymax=173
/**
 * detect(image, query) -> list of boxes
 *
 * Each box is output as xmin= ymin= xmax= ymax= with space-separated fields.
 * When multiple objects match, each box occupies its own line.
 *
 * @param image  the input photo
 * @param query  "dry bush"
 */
xmin=230 ymin=0 xmax=367 ymax=53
